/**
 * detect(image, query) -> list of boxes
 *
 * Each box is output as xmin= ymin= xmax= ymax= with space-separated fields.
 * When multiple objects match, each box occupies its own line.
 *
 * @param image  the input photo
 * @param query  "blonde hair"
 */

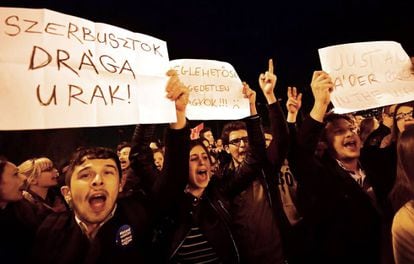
xmin=18 ymin=157 xmax=54 ymax=186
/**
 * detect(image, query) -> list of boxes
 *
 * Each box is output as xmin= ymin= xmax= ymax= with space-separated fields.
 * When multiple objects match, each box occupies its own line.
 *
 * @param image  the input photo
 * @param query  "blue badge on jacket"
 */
xmin=115 ymin=225 xmax=133 ymax=247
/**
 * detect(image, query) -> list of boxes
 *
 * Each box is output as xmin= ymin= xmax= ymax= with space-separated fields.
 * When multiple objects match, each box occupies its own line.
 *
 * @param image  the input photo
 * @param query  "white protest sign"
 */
xmin=0 ymin=7 xmax=176 ymax=130
xmin=319 ymin=41 xmax=414 ymax=113
xmin=170 ymin=59 xmax=250 ymax=120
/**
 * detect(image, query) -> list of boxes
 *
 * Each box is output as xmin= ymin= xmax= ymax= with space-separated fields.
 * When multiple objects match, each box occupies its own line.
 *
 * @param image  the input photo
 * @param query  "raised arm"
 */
xmin=297 ymin=71 xmax=333 ymax=163
xmin=258 ymin=58 xmax=288 ymax=167
xmin=128 ymin=70 xmax=190 ymax=209
xmin=309 ymin=71 xmax=332 ymax=122
xmin=258 ymin=58 xmax=277 ymax=105
xmin=154 ymin=69 xmax=190 ymax=210
xmin=219 ymin=83 xmax=267 ymax=197
xmin=242 ymin=81 xmax=258 ymax=116
xmin=128 ymin=123 xmax=157 ymax=195
xmin=166 ymin=69 xmax=188 ymax=130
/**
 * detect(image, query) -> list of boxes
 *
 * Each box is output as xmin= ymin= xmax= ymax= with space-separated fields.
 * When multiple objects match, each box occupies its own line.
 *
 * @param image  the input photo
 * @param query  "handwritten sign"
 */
xmin=319 ymin=41 xmax=414 ymax=113
xmin=0 ymin=7 xmax=176 ymax=130
xmin=170 ymin=59 xmax=249 ymax=120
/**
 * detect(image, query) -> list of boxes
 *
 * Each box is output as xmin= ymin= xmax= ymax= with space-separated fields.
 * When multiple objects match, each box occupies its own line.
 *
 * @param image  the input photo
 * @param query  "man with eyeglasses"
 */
xmin=218 ymin=59 xmax=288 ymax=264
xmin=395 ymin=105 xmax=414 ymax=130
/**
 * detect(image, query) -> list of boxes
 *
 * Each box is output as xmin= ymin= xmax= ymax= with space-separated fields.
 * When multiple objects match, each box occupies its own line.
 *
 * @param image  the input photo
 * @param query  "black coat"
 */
xmin=32 ymin=125 xmax=190 ymax=264
xmin=32 ymin=197 xmax=152 ymax=264
xmin=295 ymin=116 xmax=391 ymax=263
xmin=0 ymin=201 xmax=40 ymax=264
xmin=222 ymin=103 xmax=288 ymax=264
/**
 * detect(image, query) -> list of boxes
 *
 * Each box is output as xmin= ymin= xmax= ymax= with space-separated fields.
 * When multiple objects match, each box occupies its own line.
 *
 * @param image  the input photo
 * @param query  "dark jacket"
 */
xmin=166 ymin=184 xmax=240 ymax=263
xmin=153 ymin=114 xmax=266 ymax=263
xmin=295 ymin=116 xmax=392 ymax=263
xmin=0 ymin=201 xmax=40 ymax=264
xmin=32 ymin=125 xmax=189 ymax=264
xmin=364 ymin=123 xmax=391 ymax=147
xmin=32 ymin=198 xmax=152 ymax=264
xmin=221 ymin=103 xmax=288 ymax=264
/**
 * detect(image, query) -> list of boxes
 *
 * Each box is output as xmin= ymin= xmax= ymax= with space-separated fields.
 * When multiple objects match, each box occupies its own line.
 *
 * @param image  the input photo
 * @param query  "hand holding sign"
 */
xmin=242 ymin=82 xmax=257 ymax=115
xmin=310 ymin=71 xmax=333 ymax=122
xmin=166 ymin=69 xmax=189 ymax=129
xmin=166 ymin=70 xmax=188 ymax=109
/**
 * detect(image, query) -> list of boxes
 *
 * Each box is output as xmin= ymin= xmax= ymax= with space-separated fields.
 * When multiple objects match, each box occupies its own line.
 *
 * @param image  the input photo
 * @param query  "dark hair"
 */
xmin=189 ymin=139 xmax=213 ymax=164
xmin=0 ymin=156 xmax=8 ymax=182
xmin=221 ymin=121 xmax=246 ymax=145
xmin=389 ymin=125 xmax=414 ymax=212
xmin=389 ymin=101 xmax=414 ymax=144
xmin=116 ymin=141 xmax=132 ymax=152
xmin=64 ymin=147 xmax=122 ymax=186
xmin=320 ymin=113 xmax=353 ymax=143
xmin=359 ymin=117 xmax=376 ymax=144
xmin=383 ymin=104 xmax=395 ymax=115
xmin=152 ymin=148 xmax=164 ymax=156
xmin=262 ymin=126 xmax=271 ymax=135
xmin=199 ymin=127 xmax=212 ymax=137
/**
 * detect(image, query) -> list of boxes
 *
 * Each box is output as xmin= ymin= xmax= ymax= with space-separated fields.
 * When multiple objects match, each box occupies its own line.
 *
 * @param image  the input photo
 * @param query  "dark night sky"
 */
xmin=0 ymin=0 xmax=413 ymax=164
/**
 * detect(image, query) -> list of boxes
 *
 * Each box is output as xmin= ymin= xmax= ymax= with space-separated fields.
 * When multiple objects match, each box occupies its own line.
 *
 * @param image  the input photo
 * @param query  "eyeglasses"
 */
xmin=229 ymin=136 xmax=249 ymax=147
xmin=395 ymin=110 xmax=413 ymax=121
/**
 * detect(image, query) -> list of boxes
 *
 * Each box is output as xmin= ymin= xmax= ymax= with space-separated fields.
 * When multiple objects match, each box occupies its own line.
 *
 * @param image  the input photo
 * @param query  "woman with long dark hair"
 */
xmin=391 ymin=125 xmax=414 ymax=263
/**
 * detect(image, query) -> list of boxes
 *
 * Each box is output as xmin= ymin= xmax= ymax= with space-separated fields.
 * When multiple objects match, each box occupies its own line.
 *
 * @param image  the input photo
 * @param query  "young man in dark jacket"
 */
xmin=219 ymin=59 xmax=288 ymax=264
xmin=32 ymin=70 xmax=190 ymax=264
xmin=294 ymin=71 xmax=393 ymax=263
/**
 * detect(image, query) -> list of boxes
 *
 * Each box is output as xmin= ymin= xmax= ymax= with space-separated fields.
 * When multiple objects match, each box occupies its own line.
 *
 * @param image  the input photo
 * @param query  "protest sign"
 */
xmin=170 ymin=59 xmax=250 ymax=120
xmin=0 ymin=7 xmax=176 ymax=130
xmin=319 ymin=41 xmax=414 ymax=113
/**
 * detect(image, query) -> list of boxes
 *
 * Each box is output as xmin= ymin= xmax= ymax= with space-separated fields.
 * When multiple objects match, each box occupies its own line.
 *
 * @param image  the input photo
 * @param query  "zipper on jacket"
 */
xmin=210 ymin=198 xmax=240 ymax=263
xmin=170 ymin=228 xmax=192 ymax=261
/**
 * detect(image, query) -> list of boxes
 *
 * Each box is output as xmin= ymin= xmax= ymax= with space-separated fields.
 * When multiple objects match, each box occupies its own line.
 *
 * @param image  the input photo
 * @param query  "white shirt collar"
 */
xmin=74 ymin=203 xmax=117 ymax=240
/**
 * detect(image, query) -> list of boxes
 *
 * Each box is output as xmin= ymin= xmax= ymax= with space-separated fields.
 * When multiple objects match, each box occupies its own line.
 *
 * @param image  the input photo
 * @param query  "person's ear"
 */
xmin=29 ymin=177 xmax=38 ymax=185
xmin=118 ymin=183 xmax=123 ymax=193
xmin=61 ymin=186 xmax=72 ymax=205
xmin=225 ymin=145 xmax=230 ymax=154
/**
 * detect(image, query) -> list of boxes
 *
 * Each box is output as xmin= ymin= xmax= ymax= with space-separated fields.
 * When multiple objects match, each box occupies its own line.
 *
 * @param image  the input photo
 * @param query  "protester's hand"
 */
xmin=258 ymin=59 xmax=277 ymax=104
xmin=286 ymin=86 xmax=302 ymax=114
xmin=309 ymin=71 xmax=333 ymax=122
xmin=242 ymin=82 xmax=257 ymax=115
xmin=243 ymin=82 xmax=256 ymax=105
xmin=166 ymin=69 xmax=189 ymax=112
xmin=310 ymin=71 xmax=332 ymax=107
xmin=166 ymin=69 xmax=189 ymax=129
xmin=286 ymin=86 xmax=302 ymax=123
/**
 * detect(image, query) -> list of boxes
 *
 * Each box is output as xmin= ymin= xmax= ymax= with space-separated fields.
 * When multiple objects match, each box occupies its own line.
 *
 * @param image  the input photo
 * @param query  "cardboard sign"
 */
xmin=170 ymin=59 xmax=250 ymax=120
xmin=319 ymin=41 xmax=414 ymax=113
xmin=0 ymin=7 xmax=176 ymax=130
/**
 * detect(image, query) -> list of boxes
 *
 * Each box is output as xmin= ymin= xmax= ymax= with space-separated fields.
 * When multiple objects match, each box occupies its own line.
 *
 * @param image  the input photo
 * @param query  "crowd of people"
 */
xmin=1 ymin=59 xmax=414 ymax=264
